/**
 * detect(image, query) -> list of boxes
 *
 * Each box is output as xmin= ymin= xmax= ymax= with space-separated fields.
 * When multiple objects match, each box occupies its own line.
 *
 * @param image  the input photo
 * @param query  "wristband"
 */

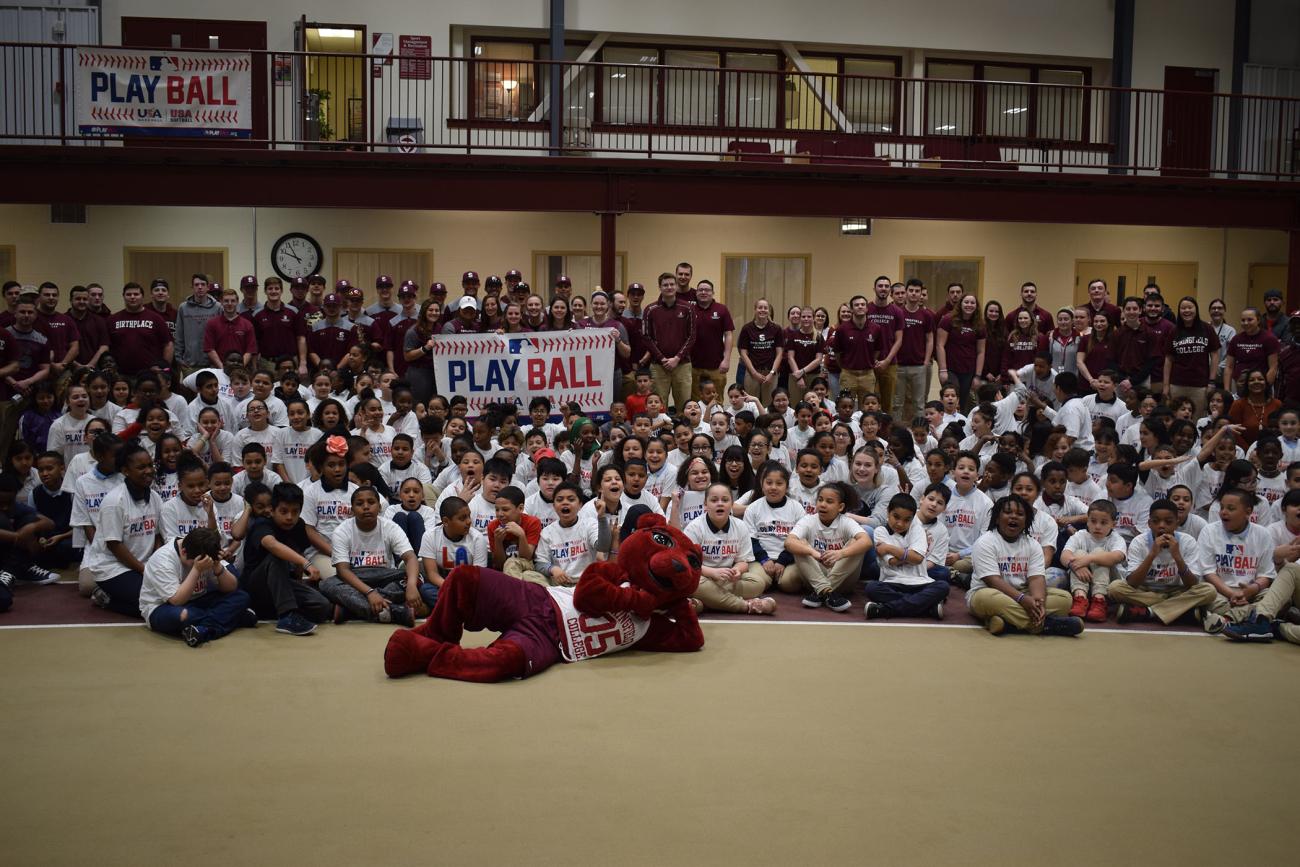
xmin=1015 ymin=592 xmax=1025 ymax=603
xmin=365 ymin=587 xmax=379 ymax=596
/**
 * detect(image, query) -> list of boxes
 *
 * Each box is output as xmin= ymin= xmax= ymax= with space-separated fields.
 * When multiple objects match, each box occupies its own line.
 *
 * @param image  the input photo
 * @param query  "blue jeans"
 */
xmin=148 ymin=588 xmax=251 ymax=640
xmin=863 ymin=579 xmax=951 ymax=617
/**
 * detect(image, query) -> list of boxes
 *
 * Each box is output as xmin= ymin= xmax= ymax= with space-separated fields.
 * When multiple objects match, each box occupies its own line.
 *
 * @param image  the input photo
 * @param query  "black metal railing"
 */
xmin=2 ymin=42 xmax=1297 ymax=180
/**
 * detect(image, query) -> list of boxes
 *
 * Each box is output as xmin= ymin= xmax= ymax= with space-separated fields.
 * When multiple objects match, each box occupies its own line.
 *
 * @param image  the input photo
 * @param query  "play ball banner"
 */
xmin=75 ymin=48 xmax=252 ymax=138
xmin=431 ymin=329 xmax=616 ymax=416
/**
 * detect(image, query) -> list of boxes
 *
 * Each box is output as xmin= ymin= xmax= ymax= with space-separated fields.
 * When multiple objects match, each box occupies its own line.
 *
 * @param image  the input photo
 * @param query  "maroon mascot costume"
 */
xmin=384 ymin=513 xmax=705 ymax=681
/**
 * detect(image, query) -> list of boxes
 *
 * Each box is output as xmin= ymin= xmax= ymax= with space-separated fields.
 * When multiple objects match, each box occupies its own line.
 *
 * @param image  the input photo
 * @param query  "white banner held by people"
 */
xmin=75 ymin=48 xmax=252 ymax=138
xmin=432 ymin=330 xmax=615 ymax=416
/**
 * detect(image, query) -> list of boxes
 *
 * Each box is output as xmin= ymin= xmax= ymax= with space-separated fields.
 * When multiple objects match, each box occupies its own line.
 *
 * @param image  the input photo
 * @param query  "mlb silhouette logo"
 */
xmin=149 ymin=55 xmax=180 ymax=72
xmin=508 ymin=337 xmax=540 ymax=355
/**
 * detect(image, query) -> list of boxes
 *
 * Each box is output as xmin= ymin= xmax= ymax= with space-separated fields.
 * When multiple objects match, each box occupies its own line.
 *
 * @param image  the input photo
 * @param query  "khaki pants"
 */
xmin=1208 ymin=590 xmax=1262 ymax=624
xmin=969 ymin=587 xmax=1073 ymax=633
xmin=840 ymin=368 xmax=877 ymax=409
xmin=1167 ymin=383 xmax=1208 ymax=418
xmin=651 ymin=361 xmax=693 ymax=412
xmin=747 ymin=371 xmax=777 ymax=409
xmin=1106 ymin=579 xmax=1216 ymax=624
xmin=502 ymin=556 xmax=549 ymax=587
xmin=309 ymin=552 xmax=338 ymax=581
xmin=876 ymin=364 xmax=898 ymax=417
xmin=893 ymin=365 xmax=927 ymax=423
xmin=693 ymin=562 xmax=771 ymax=612
xmin=787 ymin=553 xmax=864 ymax=596
xmin=692 ymin=367 xmax=725 ymax=401
xmin=1069 ymin=564 xmax=1114 ymax=598
xmin=1254 ymin=563 xmax=1300 ymax=644
xmin=951 ymin=557 xmax=973 ymax=576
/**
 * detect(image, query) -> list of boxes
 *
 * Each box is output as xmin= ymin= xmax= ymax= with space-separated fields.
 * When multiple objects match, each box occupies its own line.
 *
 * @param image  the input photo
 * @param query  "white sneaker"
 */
xmin=1202 ymin=611 xmax=1228 ymax=635
xmin=23 ymin=565 xmax=61 ymax=585
xmin=89 ymin=586 xmax=111 ymax=609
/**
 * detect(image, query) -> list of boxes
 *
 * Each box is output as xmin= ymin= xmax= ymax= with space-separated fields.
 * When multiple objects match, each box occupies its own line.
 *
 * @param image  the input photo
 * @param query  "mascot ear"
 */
xmin=636 ymin=512 xmax=668 ymax=531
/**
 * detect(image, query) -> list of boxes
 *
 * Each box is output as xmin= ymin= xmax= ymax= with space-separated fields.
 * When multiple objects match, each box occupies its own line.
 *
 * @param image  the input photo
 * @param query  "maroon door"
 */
xmin=1161 ymin=66 xmax=1216 ymax=177
xmin=120 ymin=17 xmax=268 ymax=146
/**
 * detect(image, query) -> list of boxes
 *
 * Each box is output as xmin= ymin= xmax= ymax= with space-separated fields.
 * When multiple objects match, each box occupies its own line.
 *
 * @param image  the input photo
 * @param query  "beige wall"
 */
xmin=0 ymin=203 xmax=1286 ymax=317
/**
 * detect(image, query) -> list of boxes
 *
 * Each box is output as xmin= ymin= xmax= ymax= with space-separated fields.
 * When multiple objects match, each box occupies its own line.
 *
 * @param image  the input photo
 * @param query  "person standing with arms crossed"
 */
xmin=690 ymin=279 xmax=734 ymax=400
xmin=642 ymin=272 xmax=697 ymax=412
xmin=833 ymin=294 xmax=883 ymax=408
xmin=866 ymin=276 xmax=905 ymax=414
xmin=895 ymin=278 xmax=935 ymax=422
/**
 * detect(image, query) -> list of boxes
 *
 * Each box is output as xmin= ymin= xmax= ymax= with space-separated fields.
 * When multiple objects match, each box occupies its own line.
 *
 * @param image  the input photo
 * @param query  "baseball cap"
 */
xmin=627 ymin=282 xmax=645 ymax=294
xmin=462 ymin=270 xmax=480 ymax=284
xmin=307 ymin=274 xmax=326 ymax=286
xmin=459 ymin=296 xmax=479 ymax=311
xmin=290 ymin=276 xmax=308 ymax=290
xmin=209 ymin=282 xmax=223 ymax=294
xmin=506 ymin=269 xmax=522 ymax=281
xmin=1290 ymin=309 xmax=1300 ymax=320
xmin=345 ymin=286 xmax=364 ymax=301
xmin=1264 ymin=289 xmax=1283 ymax=300
xmin=485 ymin=275 xmax=503 ymax=290
xmin=555 ymin=275 xmax=572 ymax=288
xmin=240 ymin=275 xmax=258 ymax=290
xmin=532 ymin=447 xmax=557 ymax=465
xmin=334 ymin=279 xmax=353 ymax=293
xmin=323 ymin=293 xmax=342 ymax=306
xmin=398 ymin=280 xmax=418 ymax=297
xmin=430 ymin=282 xmax=447 ymax=296
xmin=376 ymin=274 xmax=394 ymax=288
xmin=150 ymin=277 xmax=169 ymax=290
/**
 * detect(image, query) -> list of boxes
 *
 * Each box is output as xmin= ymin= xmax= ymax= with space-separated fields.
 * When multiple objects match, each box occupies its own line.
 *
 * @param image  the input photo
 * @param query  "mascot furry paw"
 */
xmin=384 ymin=513 xmax=705 ymax=682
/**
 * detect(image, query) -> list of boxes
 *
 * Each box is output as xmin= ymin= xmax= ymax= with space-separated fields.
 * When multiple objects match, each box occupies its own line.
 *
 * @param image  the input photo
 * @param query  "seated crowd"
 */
xmin=0 ymin=265 xmax=1297 ymax=649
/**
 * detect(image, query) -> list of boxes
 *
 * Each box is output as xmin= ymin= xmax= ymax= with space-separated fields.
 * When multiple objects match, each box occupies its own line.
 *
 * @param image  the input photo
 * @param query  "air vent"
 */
xmin=51 ymin=204 xmax=86 ymax=224
xmin=840 ymin=218 xmax=871 ymax=236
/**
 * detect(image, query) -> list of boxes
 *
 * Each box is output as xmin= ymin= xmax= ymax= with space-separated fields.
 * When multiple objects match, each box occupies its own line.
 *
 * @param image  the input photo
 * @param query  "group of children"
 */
xmin=3 ymin=337 xmax=1298 ymax=652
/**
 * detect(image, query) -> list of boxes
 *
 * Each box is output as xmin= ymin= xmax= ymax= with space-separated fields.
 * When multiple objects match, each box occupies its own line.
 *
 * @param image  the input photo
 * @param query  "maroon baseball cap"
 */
xmin=240 ymin=275 xmax=258 ymax=290
xmin=555 ymin=275 xmax=572 ymax=288
xmin=485 ymin=275 xmax=503 ymax=290
xmin=627 ymin=282 xmax=645 ymax=295
xmin=398 ymin=280 xmax=419 ymax=297
xmin=334 ymin=279 xmax=353 ymax=293
xmin=345 ymin=286 xmax=364 ymax=301
xmin=323 ymin=293 xmax=342 ymax=306
xmin=290 ymin=276 xmax=308 ymax=290
xmin=430 ymin=282 xmax=447 ymax=296
xmin=307 ymin=274 xmax=327 ymax=286
xmin=461 ymin=270 xmax=480 ymax=284
xmin=505 ymin=269 xmax=522 ymax=281
xmin=209 ymin=282 xmax=223 ymax=293
xmin=376 ymin=274 xmax=394 ymax=288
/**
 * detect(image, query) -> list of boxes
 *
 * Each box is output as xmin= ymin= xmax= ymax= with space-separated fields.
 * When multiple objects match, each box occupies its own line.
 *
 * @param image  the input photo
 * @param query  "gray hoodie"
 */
xmin=174 ymin=293 xmax=220 ymax=367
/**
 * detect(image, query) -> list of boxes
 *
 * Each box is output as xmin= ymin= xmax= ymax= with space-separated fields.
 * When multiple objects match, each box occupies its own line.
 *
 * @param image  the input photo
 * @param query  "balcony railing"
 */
xmin=2 ymin=42 xmax=1298 ymax=181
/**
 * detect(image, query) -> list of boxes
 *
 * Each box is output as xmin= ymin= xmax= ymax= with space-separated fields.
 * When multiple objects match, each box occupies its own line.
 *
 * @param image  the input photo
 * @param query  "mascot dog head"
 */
xmin=617 ymin=512 xmax=702 ymax=608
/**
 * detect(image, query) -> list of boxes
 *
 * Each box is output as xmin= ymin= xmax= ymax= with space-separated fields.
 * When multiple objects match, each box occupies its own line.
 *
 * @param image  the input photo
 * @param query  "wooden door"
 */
xmin=1140 ymin=262 xmax=1198 ymax=300
xmin=124 ymin=248 xmax=228 ymax=306
xmin=1248 ymin=263 xmax=1288 ymax=311
xmin=1075 ymin=260 xmax=1139 ymax=305
xmin=120 ymin=17 xmax=268 ymax=146
xmin=1161 ymin=66 xmax=1216 ymax=177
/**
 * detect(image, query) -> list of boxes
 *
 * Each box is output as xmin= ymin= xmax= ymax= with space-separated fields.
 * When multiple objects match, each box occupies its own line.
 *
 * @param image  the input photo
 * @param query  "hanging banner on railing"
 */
xmin=430 ymin=330 xmax=615 ymax=416
xmin=74 ymin=47 xmax=252 ymax=138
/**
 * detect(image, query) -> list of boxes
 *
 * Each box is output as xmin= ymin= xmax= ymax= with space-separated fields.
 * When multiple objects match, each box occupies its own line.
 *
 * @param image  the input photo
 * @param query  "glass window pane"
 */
xmin=984 ymin=65 xmax=1030 ymax=137
xmin=843 ymin=59 xmax=896 ymax=133
xmin=532 ymin=253 xmax=625 ymax=296
xmin=664 ymin=50 xmax=719 ymax=126
xmin=602 ymin=47 xmax=658 ymax=124
xmin=1036 ymin=69 xmax=1085 ymax=140
xmin=927 ymin=63 xmax=973 ymax=135
xmin=474 ymin=42 xmax=535 ymax=120
xmin=785 ymin=57 xmax=838 ymax=131
xmin=723 ymin=255 xmax=808 ymax=322
xmin=725 ymin=53 xmax=779 ymax=128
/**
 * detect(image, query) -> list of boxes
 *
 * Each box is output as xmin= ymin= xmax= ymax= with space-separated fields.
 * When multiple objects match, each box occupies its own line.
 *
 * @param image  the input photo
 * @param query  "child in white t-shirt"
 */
xmin=1060 ymin=500 xmax=1127 ymax=623
xmin=535 ymin=483 xmax=606 ymax=586
xmin=1110 ymin=497 xmax=1216 ymax=626
xmin=684 ymin=483 xmax=775 ymax=615
xmin=864 ymin=492 xmax=945 ymax=621
xmin=743 ymin=463 xmax=806 ymax=591
xmin=418 ymin=495 xmax=488 ymax=589
xmin=321 ymin=486 xmax=428 ymax=625
xmin=1198 ymin=489 xmax=1277 ymax=634
xmin=783 ymin=481 xmax=872 ymax=613
xmin=139 ymin=527 xmax=251 ymax=647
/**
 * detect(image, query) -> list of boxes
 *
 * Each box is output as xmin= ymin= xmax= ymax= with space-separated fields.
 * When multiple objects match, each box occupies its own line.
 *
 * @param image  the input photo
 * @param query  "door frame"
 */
xmin=299 ymin=20 xmax=369 ymax=146
xmin=1247 ymin=261 xmax=1288 ymax=311
xmin=1161 ymin=65 xmax=1217 ymax=177
xmin=123 ymin=246 xmax=230 ymax=305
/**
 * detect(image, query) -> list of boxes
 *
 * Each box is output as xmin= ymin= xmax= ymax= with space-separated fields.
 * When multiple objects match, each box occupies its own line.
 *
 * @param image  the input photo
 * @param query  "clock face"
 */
xmin=271 ymin=232 xmax=322 ymax=281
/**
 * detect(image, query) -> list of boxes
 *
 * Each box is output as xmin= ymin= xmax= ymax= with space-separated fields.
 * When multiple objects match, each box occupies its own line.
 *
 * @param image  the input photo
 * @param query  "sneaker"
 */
xmin=1277 ymin=622 xmax=1300 ymax=645
xmin=864 ymin=601 xmax=885 ymax=620
xmin=1222 ymin=614 xmax=1273 ymax=642
xmin=801 ymin=592 xmax=824 ymax=609
xmin=986 ymin=614 xmax=1006 ymax=636
xmin=824 ymin=592 xmax=851 ymax=613
xmin=332 ymin=603 xmax=350 ymax=625
xmin=1202 ymin=611 xmax=1228 ymax=635
xmin=1043 ymin=615 xmax=1085 ymax=637
xmin=1116 ymin=603 xmax=1149 ymax=624
xmin=22 ymin=565 xmax=61 ymax=585
xmin=932 ymin=600 xmax=944 ymax=621
xmin=377 ymin=606 xmax=393 ymax=624
xmin=1069 ymin=594 xmax=1089 ymax=618
xmin=1085 ymin=597 xmax=1108 ymax=623
xmin=389 ymin=605 xmax=415 ymax=628
xmin=89 ymin=586 xmax=111 ymax=609
xmin=950 ymin=572 xmax=971 ymax=590
xmin=238 ymin=608 xmax=260 ymax=629
xmin=1282 ymin=606 xmax=1300 ymax=627
xmin=275 ymin=611 xmax=317 ymax=636
xmin=181 ymin=624 xmax=210 ymax=647
xmin=0 ymin=570 xmax=14 ymax=590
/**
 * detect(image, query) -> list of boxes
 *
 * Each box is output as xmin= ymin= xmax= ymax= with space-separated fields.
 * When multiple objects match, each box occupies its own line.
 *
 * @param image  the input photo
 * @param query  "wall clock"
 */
xmin=271 ymin=232 xmax=323 ymax=281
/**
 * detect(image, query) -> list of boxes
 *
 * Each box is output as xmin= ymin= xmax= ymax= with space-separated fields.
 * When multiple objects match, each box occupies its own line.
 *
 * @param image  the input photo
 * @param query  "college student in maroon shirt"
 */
xmin=894 ymin=279 xmax=935 ymax=421
xmin=934 ymin=282 xmax=965 ymax=320
xmin=204 ymin=287 xmax=259 ymax=368
xmin=936 ymin=293 xmax=985 ymax=412
xmin=34 ymin=282 xmax=80 ymax=379
xmin=1084 ymin=279 xmax=1122 ymax=328
xmin=1016 ymin=282 xmax=1055 ymax=335
xmin=252 ymin=277 xmax=307 ymax=375
xmin=148 ymin=279 xmax=179 ymax=342
xmin=865 ymin=276 xmax=905 ymax=414
xmin=1161 ymin=296 xmax=1220 ymax=416
xmin=1223 ymin=307 xmax=1281 ymax=393
xmin=832 ymin=294 xmax=882 ymax=408
xmin=67 ymin=285 xmax=109 ymax=368
xmin=1003 ymin=308 xmax=1047 ymax=372
xmin=689 ymin=279 xmax=734 ymax=400
xmin=1076 ymin=310 xmax=1116 ymax=392
xmin=737 ymin=299 xmax=785 ymax=408
xmin=109 ymin=282 xmax=174 ymax=376
xmin=308 ymin=293 xmax=353 ymax=368
xmin=642 ymin=272 xmax=697 ymax=411
xmin=674 ymin=262 xmax=697 ymax=306
xmin=1111 ymin=297 xmax=1158 ymax=392
xmin=785 ymin=306 xmax=825 ymax=405
xmin=1141 ymin=291 xmax=1176 ymax=394
xmin=386 ymin=281 xmax=421 ymax=376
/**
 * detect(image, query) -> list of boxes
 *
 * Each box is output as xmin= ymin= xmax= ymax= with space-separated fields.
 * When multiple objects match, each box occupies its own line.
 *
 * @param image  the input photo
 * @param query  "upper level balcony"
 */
xmin=2 ymin=42 xmax=1298 ymax=184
